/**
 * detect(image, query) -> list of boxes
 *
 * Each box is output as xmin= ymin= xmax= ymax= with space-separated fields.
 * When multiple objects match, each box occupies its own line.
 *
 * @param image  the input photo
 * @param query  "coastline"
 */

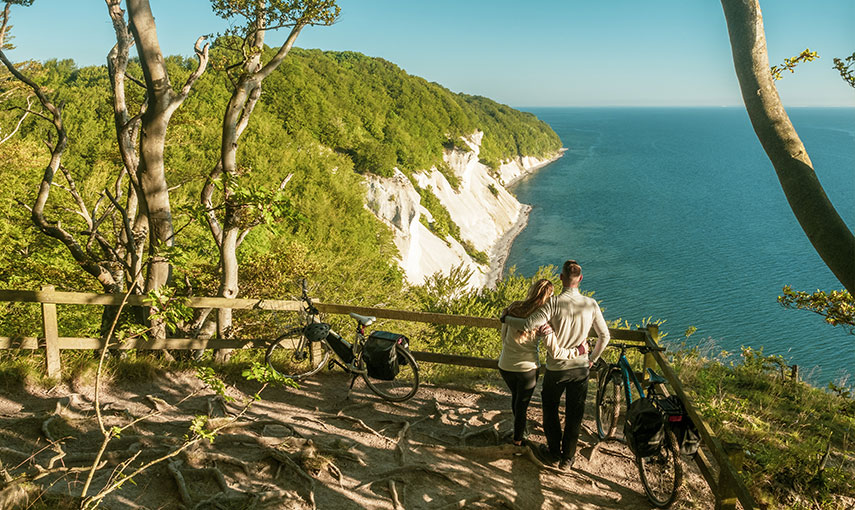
xmin=484 ymin=148 xmax=566 ymax=288
xmin=485 ymin=204 xmax=531 ymax=288
xmin=503 ymin=147 xmax=568 ymax=188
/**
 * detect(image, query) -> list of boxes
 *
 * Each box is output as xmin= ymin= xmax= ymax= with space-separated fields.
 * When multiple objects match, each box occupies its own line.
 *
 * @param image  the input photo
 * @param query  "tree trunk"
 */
xmin=720 ymin=0 xmax=855 ymax=293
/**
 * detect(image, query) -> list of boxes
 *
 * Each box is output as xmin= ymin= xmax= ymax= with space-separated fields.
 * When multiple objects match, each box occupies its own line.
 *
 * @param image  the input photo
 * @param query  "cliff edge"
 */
xmin=365 ymin=131 xmax=562 ymax=288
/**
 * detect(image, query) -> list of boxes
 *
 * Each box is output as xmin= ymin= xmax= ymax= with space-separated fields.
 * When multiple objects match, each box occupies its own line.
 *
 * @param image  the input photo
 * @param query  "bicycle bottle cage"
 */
xmin=304 ymin=322 xmax=331 ymax=342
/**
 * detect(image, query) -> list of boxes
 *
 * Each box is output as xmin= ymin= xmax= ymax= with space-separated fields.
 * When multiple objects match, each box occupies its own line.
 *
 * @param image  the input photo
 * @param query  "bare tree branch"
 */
xmin=0 ymin=94 xmax=33 ymax=144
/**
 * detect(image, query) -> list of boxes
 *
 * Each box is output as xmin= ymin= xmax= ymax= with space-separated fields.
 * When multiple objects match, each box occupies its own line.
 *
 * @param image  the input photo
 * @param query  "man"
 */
xmin=502 ymin=260 xmax=610 ymax=469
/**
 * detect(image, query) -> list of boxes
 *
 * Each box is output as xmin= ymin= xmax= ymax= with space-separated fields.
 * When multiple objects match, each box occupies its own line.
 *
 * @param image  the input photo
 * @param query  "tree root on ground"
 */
xmin=167 ymin=459 xmax=193 ymax=507
xmin=459 ymin=419 xmax=506 ymax=446
xmin=319 ymin=411 xmax=388 ymax=442
xmin=395 ymin=421 xmax=411 ymax=465
xmin=388 ymin=479 xmax=403 ymax=510
xmin=435 ymin=493 xmax=524 ymax=510
xmin=354 ymin=462 xmax=462 ymax=489
xmin=266 ymin=447 xmax=316 ymax=510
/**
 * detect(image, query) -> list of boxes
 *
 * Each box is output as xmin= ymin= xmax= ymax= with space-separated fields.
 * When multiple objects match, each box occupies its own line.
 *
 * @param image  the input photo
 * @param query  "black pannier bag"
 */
xmin=624 ymin=397 xmax=665 ymax=457
xmin=657 ymin=395 xmax=700 ymax=456
xmin=363 ymin=331 xmax=408 ymax=380
xmin=325 ymin=331 xmax=355 ymax=364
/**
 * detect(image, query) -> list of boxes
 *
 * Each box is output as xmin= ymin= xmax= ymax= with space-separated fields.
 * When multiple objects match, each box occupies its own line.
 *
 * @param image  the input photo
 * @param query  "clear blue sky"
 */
xmin=4 ymin=0 xmax=854 ymax=107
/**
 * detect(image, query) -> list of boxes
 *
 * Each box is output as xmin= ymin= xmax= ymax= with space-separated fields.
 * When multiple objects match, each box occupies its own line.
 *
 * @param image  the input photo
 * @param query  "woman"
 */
xmin=498 ymin=279 xmax=554 ymax=446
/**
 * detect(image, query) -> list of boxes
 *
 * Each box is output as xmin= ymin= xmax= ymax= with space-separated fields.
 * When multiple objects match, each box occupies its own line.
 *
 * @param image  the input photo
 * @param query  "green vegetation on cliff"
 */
xmin=265 ymin=48 xmax=562 ymax=175
xmin=0 ymin=47 xmax=560 ymax=333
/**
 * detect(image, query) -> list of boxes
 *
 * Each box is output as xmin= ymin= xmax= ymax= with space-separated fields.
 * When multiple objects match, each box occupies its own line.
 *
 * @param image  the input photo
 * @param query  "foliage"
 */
xmin=770 ymin=49 xmax=819 ymax=81
xmin=263 ymin=48 xmax=561 ymax=177
xmin=832 ymin=52 xmax=855 ymax=88
xmin=0 ymin=45 xmax=557 ymax=339
xmin=670 ymin=344 xmax=855 ymax=508
xmin=415 ymin=185 xmax=460 ymax=243
xmin=778 ymin=286 xmax=854 ymax=335
xmin=409 ymin=265 xmax=561 ymax=359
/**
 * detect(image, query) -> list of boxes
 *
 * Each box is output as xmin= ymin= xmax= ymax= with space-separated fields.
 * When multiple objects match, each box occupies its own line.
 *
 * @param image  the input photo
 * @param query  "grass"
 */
xmin=668 ymin=344 xmax=855 ymax=509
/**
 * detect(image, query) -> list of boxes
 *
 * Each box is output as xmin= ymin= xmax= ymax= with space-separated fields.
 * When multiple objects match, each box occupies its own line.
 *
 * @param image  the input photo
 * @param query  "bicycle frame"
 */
xmin=616 ymin=348 xmax=648 ymax=405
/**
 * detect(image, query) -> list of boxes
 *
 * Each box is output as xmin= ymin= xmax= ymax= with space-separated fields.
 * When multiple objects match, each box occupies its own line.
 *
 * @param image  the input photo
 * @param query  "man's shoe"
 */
xmin=558 ymin=456 xmax=575 ymax=471
xmin=536 ymin=444 xmax=559 ymax=467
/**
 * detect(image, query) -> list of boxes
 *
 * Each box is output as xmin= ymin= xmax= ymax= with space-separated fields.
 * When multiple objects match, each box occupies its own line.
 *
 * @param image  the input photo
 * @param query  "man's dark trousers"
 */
xmin=541 ymin=366 xmax=589 ymax=461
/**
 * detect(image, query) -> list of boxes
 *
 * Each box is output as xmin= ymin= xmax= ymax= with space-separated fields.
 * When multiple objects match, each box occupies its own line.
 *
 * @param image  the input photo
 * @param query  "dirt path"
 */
xmin=0 ymin=369 xmax=713 ymax=509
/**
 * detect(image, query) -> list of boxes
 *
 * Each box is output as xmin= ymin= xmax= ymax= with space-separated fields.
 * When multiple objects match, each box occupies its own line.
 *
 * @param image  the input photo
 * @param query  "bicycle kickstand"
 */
xmin=346 ymin=374 xmax=359 ymax=400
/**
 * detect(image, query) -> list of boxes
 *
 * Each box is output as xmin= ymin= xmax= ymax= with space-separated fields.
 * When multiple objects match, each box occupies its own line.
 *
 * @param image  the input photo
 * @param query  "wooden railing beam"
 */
xmin=642 ymin=327 xmax=756 ymax=510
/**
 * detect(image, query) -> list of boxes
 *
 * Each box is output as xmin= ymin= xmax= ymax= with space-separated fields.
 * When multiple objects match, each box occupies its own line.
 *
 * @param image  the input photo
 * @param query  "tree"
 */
xmin=720 ymin=0 xmax=855 ymax=294
xmin=0 ymin=0 xmax=209 ymax=339
xmin=201 ymin=0 xmax=338 ymax=360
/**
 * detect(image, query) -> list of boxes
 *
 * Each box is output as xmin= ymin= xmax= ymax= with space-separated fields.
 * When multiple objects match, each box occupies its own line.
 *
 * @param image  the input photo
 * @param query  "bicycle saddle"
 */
xmin=646 ymin=368 xmax=667 ymax=385
xmin=349 ymin=312 xmax=376 ymax=326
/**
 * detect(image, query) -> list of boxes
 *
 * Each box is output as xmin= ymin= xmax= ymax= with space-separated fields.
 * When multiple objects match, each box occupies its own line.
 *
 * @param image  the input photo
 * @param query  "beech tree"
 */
xmin=0 ymin=0 xmax=209 ymax=338
xmin=201 ymin=0 xmax=338 ymax=359
xmin=720 ymin=0 xmax=855 ymax=294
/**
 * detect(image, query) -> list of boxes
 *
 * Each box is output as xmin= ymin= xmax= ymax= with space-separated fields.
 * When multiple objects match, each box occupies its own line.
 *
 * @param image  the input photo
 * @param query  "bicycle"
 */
xmin=594 ymin=342 xmax=683 ymax=508
xmin=265 ymin=280 xmax=420 ymax=402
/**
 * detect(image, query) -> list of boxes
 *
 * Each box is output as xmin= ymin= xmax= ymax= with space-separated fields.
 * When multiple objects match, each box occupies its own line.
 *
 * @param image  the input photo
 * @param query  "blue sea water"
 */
xmin=506 ymin=107 xmax=855 ymax=387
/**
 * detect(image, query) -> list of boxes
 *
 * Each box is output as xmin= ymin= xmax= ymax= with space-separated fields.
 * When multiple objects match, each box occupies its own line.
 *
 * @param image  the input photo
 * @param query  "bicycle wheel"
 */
xmin=266 ymin=327 xmax=330 ymax=380
xmin=362 ymin=345 xmax=419 ymax=402
xmin=636 ymin=428 xmax=683 ymax=508
xmin=596 ymin=369 xmax=623 ymax=440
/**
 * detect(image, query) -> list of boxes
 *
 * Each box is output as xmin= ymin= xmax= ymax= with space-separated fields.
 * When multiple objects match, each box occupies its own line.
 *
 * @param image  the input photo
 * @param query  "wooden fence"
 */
xmin=0 ymin=286 xmax=756 ymax=509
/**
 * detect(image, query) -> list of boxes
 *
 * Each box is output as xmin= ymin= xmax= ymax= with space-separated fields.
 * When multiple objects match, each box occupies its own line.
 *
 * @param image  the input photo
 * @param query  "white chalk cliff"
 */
xmin=364 ymin=131 xmax=561 ymax=288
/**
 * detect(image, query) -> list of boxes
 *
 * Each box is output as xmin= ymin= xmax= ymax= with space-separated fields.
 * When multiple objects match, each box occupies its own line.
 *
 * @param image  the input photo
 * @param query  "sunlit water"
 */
xmin=506 ymin=107 xmax=855 ymax=387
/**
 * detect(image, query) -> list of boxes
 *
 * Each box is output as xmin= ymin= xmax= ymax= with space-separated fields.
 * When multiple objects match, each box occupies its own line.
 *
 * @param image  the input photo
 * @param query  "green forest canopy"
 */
xmin=0 ymin=45 xmax=560 ymax=336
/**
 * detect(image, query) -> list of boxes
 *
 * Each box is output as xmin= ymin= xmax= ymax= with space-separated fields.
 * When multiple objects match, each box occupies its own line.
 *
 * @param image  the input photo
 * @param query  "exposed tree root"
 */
xmin=388 ymin=479 xmax=403 ymax=510
xmin=188 ymin=450 xmax=251 ymax=476
xmin=395 ymin=421 xmax=411 ymax=465
xmin=435 ymin=493 xmax=524 ymax=510
xmin=355 ymin=462 xmax=461 ymax=489
xmin=145 ymin=394 xmax=172 ymax=413
xmin=41 ymin=415 xmax=58 ymax=442
xmin=266 ymin=447 xmax=316 ymax=510
xmin=167 ymin=459 xmax=193 ymax=508
xmin=292 ymin=415 xmax=328 ymax=429
xmin=319 ymin=412 xmax=388 ymax=441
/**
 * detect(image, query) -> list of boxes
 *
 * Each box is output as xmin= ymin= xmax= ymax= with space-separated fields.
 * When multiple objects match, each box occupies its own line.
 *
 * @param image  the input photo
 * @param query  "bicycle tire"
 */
xmin=266 ymin=327 xmax=331 ymax=380
xmin=362 ymin=344 xmax=419 ymax=402
xmin=636 ymin=427 xmax=683 ymax=507
xmin=596 ymin=369 xmax=623 ymax=440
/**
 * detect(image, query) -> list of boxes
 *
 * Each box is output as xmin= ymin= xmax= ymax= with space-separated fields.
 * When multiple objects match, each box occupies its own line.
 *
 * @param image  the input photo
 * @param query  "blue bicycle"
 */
xmin=594 ymin=342 xmax=683 ymax=508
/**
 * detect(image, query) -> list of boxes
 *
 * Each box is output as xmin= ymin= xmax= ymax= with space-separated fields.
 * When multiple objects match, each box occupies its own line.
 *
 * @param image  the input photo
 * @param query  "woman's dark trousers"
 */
xmin=541 ymin=367 xmax=589 ymax=461
xmin=499 ymin=368 xmax=538 ymax=442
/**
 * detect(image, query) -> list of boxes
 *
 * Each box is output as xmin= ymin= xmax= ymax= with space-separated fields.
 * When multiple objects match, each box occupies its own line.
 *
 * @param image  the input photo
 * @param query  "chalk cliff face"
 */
xmin=364 ymin=131 xmax=560 ymax=288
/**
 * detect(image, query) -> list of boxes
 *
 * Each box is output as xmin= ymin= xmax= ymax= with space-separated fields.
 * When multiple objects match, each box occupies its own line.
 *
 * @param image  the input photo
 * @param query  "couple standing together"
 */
xmin=499 ymin=259 xmax=611 ymax=470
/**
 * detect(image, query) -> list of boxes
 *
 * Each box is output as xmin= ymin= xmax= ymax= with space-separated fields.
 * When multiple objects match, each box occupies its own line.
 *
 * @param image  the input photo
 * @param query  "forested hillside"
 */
xmin=0 ymin=44 xmax=560 ymax=336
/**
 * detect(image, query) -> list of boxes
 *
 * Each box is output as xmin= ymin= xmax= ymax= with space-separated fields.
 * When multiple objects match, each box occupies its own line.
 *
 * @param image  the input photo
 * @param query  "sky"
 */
xmin=3 ymin=0 xmax=854 ymax=107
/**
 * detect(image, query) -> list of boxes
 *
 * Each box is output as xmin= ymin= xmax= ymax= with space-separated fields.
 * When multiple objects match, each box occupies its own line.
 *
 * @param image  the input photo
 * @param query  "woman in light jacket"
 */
xmin=499 ymin=279 xmax=554 ymax=446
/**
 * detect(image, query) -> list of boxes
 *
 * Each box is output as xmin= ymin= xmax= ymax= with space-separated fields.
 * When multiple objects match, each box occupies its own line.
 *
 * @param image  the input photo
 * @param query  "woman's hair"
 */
xmin=504 ymin=279 xmax=554 ymax=319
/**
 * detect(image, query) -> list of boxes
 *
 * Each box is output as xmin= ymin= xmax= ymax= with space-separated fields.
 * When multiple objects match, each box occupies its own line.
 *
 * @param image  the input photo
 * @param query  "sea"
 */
xmin=505 ymin=107 xmax=855 ymax=388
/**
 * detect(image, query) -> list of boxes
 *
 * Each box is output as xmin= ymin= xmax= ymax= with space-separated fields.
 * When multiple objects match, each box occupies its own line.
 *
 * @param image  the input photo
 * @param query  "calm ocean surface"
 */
xmin=506 ymin=107 xmax=855 ymax=387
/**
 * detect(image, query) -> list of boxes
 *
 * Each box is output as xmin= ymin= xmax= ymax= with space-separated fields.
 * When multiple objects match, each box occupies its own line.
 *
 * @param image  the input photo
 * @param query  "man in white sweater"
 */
xmin=503 ymin=260 xmax=610 ymax=469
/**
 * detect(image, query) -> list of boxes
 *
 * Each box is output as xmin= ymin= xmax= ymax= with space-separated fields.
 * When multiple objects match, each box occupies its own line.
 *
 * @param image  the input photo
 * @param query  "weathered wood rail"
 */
xmin=0 ymin=286 xmax=755 ymax=509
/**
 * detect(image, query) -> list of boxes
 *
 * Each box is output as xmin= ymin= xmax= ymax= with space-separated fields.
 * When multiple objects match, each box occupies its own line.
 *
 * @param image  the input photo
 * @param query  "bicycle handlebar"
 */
xmin=299 ymin=279 xmax=319 ymax=315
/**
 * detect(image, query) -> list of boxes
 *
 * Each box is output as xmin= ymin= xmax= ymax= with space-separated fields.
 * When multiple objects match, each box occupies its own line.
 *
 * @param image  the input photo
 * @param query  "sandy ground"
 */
xmin=0 ymin=367 xmax=715 ymax=509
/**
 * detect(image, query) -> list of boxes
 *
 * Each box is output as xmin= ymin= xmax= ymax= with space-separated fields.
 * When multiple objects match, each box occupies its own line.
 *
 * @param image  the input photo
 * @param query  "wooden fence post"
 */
xmin=716 ymin=441 xmax=744 ymax=510
xmin=643 ymin=324 xmax=659 ymax=381
xmin=41 ymin=285 xmax=61 ymax=378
